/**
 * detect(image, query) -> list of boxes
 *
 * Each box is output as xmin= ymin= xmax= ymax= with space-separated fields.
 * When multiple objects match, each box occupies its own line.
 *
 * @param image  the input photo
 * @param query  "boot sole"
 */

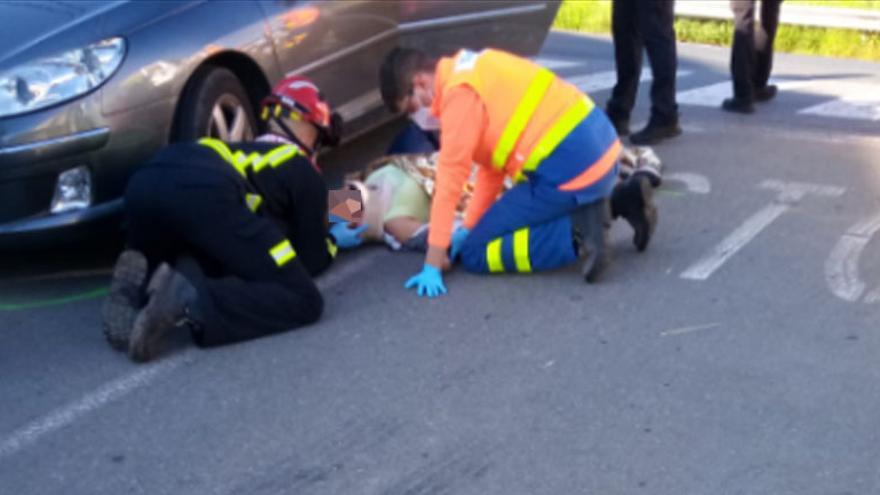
xmin=128 ymin=264 xmax=179 ymax=363
xmin=101 ymin=250 xmax=147 ymax=351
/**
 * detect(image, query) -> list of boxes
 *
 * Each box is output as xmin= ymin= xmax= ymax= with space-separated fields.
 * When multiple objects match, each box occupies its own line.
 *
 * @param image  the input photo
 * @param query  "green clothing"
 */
xmin=365 ymin=165 xmax=431 ymax=223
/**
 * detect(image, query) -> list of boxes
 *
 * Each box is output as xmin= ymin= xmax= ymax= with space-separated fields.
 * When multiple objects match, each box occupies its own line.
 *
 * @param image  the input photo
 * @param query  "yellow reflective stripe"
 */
xmin=326 ymin=238 xmax=338 ymax=259
xmin=198 ymin=137 xmax=240 ymax=173
xmin=513 ymin=228 xmax=531 ymax=273
xmin=252 ymin=145 xmax=298 ymax=172
xmin=269 ymin=239 xmax=296 ymax=267
xmin=269 ymin=146 xmax=299 ymax=168
xmin=486 ymin=238 xmax=504 ymax=273
xmin=492 ymin=68 xmax=555 ymax=169
xmin=245 ymin=193 xmax=263 ymax=212
xmin=522 ymin=97 xmax=595 ymax=173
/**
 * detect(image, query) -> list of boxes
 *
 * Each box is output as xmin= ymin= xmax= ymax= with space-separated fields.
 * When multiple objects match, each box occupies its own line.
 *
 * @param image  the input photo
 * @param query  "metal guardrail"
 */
xmin=675 ymin=1 xmax=880 ymax=33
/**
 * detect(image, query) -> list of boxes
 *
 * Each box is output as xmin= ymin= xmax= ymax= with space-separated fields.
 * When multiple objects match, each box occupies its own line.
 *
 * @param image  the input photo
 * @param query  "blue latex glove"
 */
xmin=404 ymin=263 xmax=447 ymax=298
xmin=330 ymin=222 xmax=368 ymax=249
xmin=449 ymin=226 xmax=470 ymax=261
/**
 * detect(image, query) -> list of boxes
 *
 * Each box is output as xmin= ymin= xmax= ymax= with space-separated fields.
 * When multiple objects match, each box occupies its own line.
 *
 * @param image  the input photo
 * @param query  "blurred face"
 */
xmin=397 ymin=72 xmax=433 ymax=114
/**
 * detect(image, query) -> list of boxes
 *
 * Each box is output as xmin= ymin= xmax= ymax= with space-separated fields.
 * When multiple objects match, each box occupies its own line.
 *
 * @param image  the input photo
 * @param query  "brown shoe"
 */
xmin=101 ymin=250 xmax=148 ymax=351
xmin=128 ymin=263 xmax=197 ymax=363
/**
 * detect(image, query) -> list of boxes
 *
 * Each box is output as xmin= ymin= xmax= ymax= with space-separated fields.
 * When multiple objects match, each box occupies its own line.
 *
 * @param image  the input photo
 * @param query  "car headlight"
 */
xmin=0 ymin=37 xmax=126 ymax=119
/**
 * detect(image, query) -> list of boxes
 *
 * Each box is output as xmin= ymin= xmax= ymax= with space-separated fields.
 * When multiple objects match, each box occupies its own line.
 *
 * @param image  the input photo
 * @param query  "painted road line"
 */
xmin=660 ymin=322 xmax=721 ymax=337
xmin=664 ymin=172 xmax=711 ymax=195
xmin=566 ymin=69 xmax=693 ymax=94
xmin=532 ymin=57 xmax=583 ymax=71
xmin=0 ymin=351 xmax=195 ymax=459
xmin=826 ymin=210 xmax=880 ymax=303
xmin=0 ymin=249 xmax=389 ymax=460
xmin=676 ymin=78 xmax=810 ymax=107
xmin=681 ymin=180 xmax=844 ymax=281
xmin=800 ymin=95 xmax=880 ymax=121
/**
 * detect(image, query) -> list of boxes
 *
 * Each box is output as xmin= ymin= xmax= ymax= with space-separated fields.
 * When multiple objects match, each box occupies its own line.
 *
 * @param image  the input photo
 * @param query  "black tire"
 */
xmin=173 ymin=66 xmax=257 ymax=142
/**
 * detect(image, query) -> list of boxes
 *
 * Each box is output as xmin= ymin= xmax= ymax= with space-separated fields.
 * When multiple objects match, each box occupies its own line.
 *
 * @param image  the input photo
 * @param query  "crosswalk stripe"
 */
xmin=800 ymin=99 xmax=880 ymax=121
xmin=532 ymin=57 xmax=584 ymax=71
xmin=565 ymin=69 xmax=694 ymax=94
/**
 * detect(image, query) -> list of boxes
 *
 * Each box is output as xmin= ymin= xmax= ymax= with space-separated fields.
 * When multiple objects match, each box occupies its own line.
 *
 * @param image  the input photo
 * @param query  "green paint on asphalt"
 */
xmin=0 ymin=286 xmax=109 ymax=311
xmin=656 ymin=189 xmax=686 ymax=197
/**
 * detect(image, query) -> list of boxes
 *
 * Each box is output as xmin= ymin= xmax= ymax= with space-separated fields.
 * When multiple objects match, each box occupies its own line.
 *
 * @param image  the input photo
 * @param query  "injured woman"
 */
xmin=334 ymin=146 xmax=664 ymax=253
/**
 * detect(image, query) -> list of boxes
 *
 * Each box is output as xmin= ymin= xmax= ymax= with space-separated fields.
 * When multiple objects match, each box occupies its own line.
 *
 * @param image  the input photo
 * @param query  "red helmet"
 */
xmin=260 ymin=75 xmax=342 ymax=147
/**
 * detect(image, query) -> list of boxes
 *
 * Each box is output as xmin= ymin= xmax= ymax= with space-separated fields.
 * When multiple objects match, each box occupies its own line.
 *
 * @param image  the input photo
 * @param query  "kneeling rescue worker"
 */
xmin=101 ymin=76 xmax=366 ymax=362
xmin=379 ymin=47 xmax=658 ymax=297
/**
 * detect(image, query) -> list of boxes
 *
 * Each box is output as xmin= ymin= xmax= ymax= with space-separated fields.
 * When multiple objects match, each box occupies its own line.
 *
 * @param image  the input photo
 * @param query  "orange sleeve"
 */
xmin=463 ymin=164 xmax=504 ymax=230
xmin=427 ymin=86 xmax=487 ymax=249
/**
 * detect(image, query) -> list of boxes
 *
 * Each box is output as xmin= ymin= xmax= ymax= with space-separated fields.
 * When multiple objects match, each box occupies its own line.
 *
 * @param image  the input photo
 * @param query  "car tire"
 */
xmin=173 ymin=66 xmax=257 ymax=142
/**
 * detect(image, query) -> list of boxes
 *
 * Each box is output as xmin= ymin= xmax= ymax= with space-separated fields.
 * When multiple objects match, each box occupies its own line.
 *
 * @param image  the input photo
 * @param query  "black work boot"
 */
xmin=102 ymin=250 xmax=148 ymax=351
xmin=754 ymin=84 xmax=778 ymax=103
xmin=128 ymin=263 xmax=198 ymax=363
xmin=721 ymin=97 xmax=755 ymax=114
xmin=629 ymin=120 xmax=682 ymax=145
xmin=571 ymin=200 xmax=612 ymax=283
xmin=611 ymin=175 xmax=658 ymax=252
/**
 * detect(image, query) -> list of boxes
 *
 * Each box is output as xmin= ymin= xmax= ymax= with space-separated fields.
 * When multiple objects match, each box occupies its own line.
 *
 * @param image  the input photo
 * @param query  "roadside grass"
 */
xmin=553 ymin=0 xmax=880 ymax=62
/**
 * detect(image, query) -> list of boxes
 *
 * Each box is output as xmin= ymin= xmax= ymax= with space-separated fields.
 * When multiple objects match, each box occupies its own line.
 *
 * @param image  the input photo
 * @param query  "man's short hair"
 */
xmin=379 ymin=47 xmax=434 ymax=113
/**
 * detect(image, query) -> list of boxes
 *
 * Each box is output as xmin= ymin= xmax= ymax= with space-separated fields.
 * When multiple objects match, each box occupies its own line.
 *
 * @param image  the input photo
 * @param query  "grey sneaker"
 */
xmin=102 ymin=250 xmax=148 ymax=351
xmin=128 ymin=263 xmax=197 ymax=363
xmin=571 ymin=200 xmax=612 ymax=283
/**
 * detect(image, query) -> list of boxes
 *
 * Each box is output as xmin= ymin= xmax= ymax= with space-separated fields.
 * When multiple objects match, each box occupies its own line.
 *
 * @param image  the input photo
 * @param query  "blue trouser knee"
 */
xmin=460 ymin=112 xmax=619 ymax=274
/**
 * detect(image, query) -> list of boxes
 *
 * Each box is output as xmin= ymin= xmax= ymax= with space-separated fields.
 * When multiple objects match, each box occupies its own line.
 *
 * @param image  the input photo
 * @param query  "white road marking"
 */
xmin=0 ymin=352 xmax=194 ymax=460
xmin=566 ymin=69 xmax=693 ymax=94
xmin=826 ymin=211 xmax=880 ymax=303
xmin=676 ymin=78 xmax=810 ymax=107
xmin=532 ymin=57 xmax=583 ymax=71
xmin=0 ymin=249 xmax=387 ymax=460
xmin=681 ymin=180 xmax=844 ymax=280
xmin=800 ymin=94 xmax=880 ymax=121
xmin=665 ymin=172 xmax=711 ymax=195
xmin=660 ymin=322 xmax=721 ymax=336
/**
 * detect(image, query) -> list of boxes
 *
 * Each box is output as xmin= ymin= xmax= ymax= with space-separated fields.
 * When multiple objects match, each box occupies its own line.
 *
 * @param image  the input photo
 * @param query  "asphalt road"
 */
xmin=2 ymin=31 xmax=880 ymax=495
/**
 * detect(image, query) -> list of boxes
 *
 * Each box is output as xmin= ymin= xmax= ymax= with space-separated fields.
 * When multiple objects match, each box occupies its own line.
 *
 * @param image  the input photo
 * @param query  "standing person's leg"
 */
xmin=643 ymin=0 xmax=679 ymax=126
xmin=629 ymin=0 xmax=681 ymax=145
xmin=754 ymin=0 xmax=783 ymax=100
xmin=606 ymin=0 xmax=642 ymax=135
xmin=724 ymin=0 xmax=758 ymax=113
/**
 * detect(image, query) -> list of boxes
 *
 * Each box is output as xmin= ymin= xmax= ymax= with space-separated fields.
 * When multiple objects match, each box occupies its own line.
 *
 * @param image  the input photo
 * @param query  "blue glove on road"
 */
xmin=404 ymin=264 xmax=447 ymax=298
xmin=330 ymin=222 xmax=368 ymax=249
xmin=449 ymin=226 xmax=470 ymax=261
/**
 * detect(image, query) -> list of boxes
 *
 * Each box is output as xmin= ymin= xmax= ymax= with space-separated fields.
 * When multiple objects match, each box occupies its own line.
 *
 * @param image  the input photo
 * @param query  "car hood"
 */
xmin=0 ymin=1 xmax=200 ymax=68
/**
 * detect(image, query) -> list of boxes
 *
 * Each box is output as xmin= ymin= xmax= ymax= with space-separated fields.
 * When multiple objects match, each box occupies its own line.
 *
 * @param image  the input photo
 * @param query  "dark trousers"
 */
xmin=124 ymin=166 xmax=323 ymax=347
xmin=730 ymin=0 xmax=783 ymax=100
xmin=606 ymin=0 xmax=679 ymax=125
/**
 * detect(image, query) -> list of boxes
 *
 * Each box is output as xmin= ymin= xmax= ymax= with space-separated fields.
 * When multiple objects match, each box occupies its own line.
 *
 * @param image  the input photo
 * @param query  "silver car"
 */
xmin=0 ymin=0 xmax=559 ymax=247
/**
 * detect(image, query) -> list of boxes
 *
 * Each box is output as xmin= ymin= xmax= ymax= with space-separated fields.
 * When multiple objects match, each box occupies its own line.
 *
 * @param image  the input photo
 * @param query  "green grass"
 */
xmin=788 ymin=0 xmax=880 ymax=9
xmin=553 ymin=0 xmax=880 ymax=62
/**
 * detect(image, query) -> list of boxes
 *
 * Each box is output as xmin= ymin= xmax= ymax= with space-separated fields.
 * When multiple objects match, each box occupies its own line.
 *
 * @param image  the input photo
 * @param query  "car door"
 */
xmin=258 ymin=0 xmax=400 ymax=139
xmin=397 ymin=1 xmax=560 ymax=58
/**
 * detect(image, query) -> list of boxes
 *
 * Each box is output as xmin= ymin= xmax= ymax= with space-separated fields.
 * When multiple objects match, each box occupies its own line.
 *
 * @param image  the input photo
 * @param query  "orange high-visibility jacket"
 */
xmin=427 ymin=48 xmax=619 ymax=250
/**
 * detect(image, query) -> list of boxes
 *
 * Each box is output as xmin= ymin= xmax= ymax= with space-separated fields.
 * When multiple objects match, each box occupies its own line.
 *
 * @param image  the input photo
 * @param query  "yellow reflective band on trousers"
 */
xmin=513 ymin=227 xmax=531 ymax=273
xmin=326 ymin=238 xmax=338 ymax=259
xmin=487 ymin=238 xmax=504 ymax=273
xmin=269 ymin=239 xmax=296 ymax=267
xmin=492 ymin=68 xmax=555 ymax=169
xmin=521 ymin=97 xmax=595 ymax=175
xmin=245 ymin=193 xmax=263 ymax=212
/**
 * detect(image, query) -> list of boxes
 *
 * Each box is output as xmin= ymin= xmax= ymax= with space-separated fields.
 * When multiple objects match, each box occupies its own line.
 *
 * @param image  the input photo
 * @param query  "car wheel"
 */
xmin=173 ymin=66 xmax=257 ymax=142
